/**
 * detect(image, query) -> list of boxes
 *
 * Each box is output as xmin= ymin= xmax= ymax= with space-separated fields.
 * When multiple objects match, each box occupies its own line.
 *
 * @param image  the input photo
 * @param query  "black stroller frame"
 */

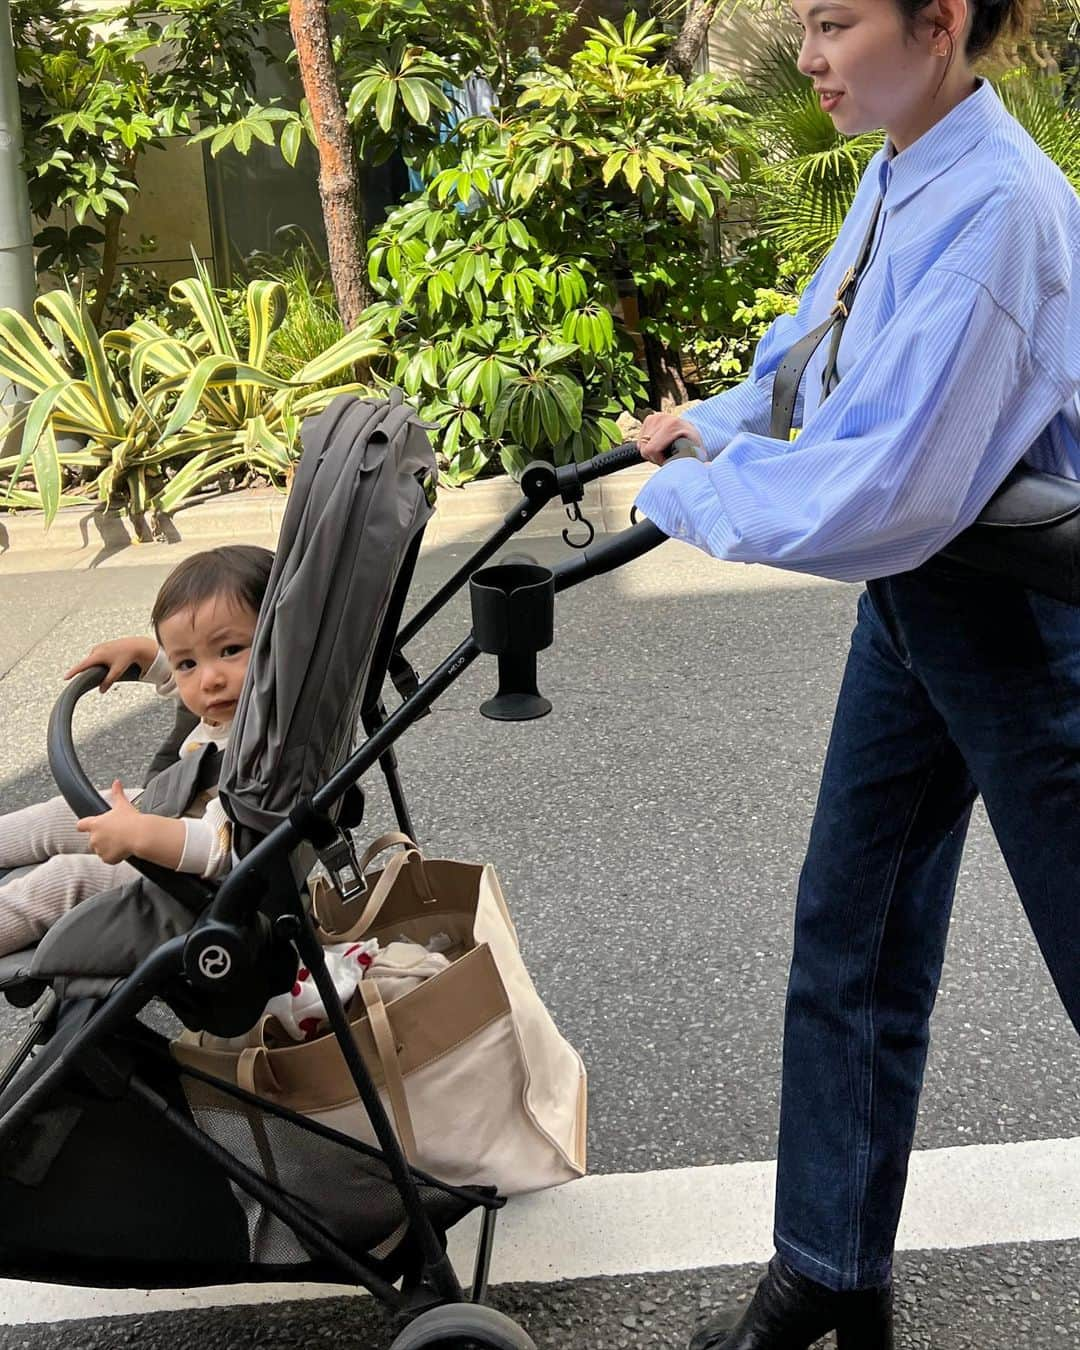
xmin=0 ymin=441 xmax=666 ymax=1348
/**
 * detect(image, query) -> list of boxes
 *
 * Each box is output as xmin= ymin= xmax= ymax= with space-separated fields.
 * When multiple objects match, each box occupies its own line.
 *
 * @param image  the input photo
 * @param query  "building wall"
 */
xmin=118 ymin=138 xmax=214 ymax=284
xmin=706 ymin=1 xmax=796 ymax=81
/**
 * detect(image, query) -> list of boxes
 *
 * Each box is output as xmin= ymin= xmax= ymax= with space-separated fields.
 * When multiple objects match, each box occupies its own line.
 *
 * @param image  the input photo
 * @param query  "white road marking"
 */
xmin=2 ymin=1136 xmax=1078 ymax=1325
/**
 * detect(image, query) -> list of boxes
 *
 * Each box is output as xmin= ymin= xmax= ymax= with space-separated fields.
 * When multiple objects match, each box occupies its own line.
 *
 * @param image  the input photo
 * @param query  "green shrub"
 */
xmin=0 ymin=264 xmax=383 ymax=530
xmin=354 ymin=14 xmax=755 ymax=483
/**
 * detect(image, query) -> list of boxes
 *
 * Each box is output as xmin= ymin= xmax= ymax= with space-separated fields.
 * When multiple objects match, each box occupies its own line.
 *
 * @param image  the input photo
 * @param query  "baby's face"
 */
xmin=157 ymin=594 xmax=258 ymax=726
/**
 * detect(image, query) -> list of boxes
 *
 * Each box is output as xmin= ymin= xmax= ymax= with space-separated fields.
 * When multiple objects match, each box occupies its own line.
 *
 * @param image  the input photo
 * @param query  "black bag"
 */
xmin=771 ymin=198 xmax=1080 ymax=605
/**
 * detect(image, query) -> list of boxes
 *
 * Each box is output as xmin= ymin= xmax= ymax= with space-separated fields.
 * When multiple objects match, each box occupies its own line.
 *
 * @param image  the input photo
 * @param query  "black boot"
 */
xmin=688 ymin=1255 xmax=894 ymax=1350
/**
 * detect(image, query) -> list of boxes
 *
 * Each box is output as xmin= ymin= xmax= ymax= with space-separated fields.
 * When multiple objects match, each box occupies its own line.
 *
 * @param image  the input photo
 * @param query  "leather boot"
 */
xmin=688 ymin=1255 xmax=894 ymax=1350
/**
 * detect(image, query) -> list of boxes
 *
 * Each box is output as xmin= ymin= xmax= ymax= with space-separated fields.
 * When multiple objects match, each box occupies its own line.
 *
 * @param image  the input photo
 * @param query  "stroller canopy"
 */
xmin=10 ymin=391 xmax=436 ymax=991
xmin=220 ymin=391 xmax=437 ymax=852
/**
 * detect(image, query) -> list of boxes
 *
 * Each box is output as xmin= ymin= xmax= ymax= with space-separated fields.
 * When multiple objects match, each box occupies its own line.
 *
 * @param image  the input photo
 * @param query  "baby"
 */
xmin=0 ymin=544 xmax=273 ymax=957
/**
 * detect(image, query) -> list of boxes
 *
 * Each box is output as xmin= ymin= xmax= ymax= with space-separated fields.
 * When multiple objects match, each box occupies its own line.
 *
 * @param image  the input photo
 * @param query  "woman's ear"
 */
xmin=933 ymin=0 xmax=971 ymax=42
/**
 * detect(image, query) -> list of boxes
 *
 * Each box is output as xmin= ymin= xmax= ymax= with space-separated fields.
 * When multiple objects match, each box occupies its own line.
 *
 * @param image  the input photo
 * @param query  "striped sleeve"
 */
xmin=635 ymin=266 xmax=1057 ymax=582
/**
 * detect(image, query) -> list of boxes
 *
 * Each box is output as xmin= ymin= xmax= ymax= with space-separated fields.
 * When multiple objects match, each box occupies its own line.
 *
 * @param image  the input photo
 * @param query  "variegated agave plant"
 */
xmin=0 ymin=260 xmax=385 ymax=530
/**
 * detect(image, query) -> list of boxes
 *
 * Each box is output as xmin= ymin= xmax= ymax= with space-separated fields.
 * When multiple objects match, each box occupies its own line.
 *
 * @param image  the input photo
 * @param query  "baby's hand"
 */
xmin=65 ymin=637 xmax=159 ymax=692
xmin=77 ymin=782 xmax=142 ymax=864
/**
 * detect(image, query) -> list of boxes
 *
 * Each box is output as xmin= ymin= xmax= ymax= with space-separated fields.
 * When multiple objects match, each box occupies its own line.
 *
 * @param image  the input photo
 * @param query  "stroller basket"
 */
xmin=0 ymin=398 xmax=671 ymax=1346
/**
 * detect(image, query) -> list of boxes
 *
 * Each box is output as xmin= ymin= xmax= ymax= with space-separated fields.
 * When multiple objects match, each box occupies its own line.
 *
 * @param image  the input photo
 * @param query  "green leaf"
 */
xmin=250 ymin=117 xmax=275 ymax=146
xmin=281 ymin=119 xmax=303 ymax=167
xmin=399 ymin=78 xmax=430 ymax=125
xmin=158 ymin=356 xmax=296 ymax=442
xmin=375 ymin=80 xmax=397 ymax=133
xmin=686 ymin=174 xmax=715 ymax=218
xmin=346 ymin=75 xmax=383 ymax=122
xmin=1 ymin=383 xmax=67 ymax=504
xmin=507 ymin=218 xmax=532 ymax=251
xmin=623 ymin=153 xmax=643 ymax=193
xmin=602 ymin=151 xmax=626 ymax=187
xmin=480 ymin=357 xmax=504 ymax=409
xmin=547 ymin=376 xmax=584 ymax=431
xmin=538 ymin=387 xmax=564 ymax=446
xmin=537 ymin=341 xmax=578 ymax=370
xmin=35 ymin=291 xmax=128 ymax=436
xmin=32 ymin=421 xmax=62 ymax=528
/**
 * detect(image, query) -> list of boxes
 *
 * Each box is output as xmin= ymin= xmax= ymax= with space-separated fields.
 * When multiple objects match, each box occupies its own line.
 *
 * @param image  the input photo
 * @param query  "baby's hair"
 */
xmin=152 ymin=545 xmax=274 ymax=636
xmin=895 ymin=0 xmax=1033 ymax=61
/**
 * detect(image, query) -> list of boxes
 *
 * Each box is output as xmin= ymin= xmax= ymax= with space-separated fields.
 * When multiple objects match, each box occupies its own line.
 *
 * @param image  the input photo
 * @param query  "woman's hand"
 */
xmin=636 ymin=413 xmax=703 ymax=465
xmin=65 ymin=636 xmax=159 ymax=692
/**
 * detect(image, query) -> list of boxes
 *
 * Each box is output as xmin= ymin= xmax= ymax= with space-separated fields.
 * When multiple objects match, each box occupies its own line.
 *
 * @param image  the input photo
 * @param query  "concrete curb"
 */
xmin=0 ymin=465 xmax=658 ymax=567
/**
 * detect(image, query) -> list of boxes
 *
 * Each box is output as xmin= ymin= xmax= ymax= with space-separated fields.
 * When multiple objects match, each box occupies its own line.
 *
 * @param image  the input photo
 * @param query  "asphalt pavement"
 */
xmin=0 ymin=527 xmax=1077 ymax=1348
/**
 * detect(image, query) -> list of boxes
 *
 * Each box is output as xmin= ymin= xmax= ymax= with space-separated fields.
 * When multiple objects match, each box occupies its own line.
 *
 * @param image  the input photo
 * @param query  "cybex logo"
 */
xmin=197 ymin=945 xmax=232 ymax=980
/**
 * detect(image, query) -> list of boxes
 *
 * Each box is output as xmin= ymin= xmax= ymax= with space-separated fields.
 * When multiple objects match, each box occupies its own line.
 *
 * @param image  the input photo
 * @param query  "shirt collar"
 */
xmin=874 ymin=77 xmax=1005 ymax=208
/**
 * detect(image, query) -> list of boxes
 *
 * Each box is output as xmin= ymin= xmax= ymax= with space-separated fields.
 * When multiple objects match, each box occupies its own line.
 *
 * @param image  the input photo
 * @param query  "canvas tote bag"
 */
xmin=173 ymin=833 xmax=587 ymax=1196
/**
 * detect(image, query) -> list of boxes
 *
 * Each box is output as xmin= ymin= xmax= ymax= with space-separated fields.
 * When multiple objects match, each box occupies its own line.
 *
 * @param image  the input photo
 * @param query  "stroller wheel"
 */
xmin=390 ymin=1302 xmax=536 ymax=1349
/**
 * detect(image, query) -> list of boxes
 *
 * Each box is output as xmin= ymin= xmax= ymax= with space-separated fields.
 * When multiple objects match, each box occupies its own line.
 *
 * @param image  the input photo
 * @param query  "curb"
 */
xmin=0 ymin=464 xmax=658 ymax=568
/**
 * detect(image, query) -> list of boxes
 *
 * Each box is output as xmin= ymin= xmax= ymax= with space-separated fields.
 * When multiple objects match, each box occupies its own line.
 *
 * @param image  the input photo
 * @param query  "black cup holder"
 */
xmin=470 ymin=562 xmax=555 ymax=721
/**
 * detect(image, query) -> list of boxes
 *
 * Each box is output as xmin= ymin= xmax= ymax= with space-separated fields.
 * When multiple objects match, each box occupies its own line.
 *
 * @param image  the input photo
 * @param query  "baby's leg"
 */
xmin=0 ymin=854 xmax=139 ymax=955
xmin=0 ymin=791 xmax=139 ymax=868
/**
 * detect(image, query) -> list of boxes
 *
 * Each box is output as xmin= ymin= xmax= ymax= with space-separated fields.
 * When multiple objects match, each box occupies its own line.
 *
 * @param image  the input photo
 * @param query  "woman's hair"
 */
xmin=895 ymin=0 xmax=1033 ymax=62
xmin=152 ymin=544 xmax=274 ymax=634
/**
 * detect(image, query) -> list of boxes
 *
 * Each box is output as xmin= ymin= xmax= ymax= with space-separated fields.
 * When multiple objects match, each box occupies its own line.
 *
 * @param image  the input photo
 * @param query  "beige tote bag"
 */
xmin=173 ymin=833 xmax=587 ymax=1197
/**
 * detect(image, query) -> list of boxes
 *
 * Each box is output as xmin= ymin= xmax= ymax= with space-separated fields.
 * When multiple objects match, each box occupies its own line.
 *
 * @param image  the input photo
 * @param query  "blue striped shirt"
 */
xmin=635 ymin=78 xmax=1080 ymax=581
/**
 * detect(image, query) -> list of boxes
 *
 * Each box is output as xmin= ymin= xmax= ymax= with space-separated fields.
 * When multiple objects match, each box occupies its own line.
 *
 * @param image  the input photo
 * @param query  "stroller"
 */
xmin=0 ymin=388 xmax=1070 ymax=1347
xmin=0 ymin=392 xmax=670 ymax=1349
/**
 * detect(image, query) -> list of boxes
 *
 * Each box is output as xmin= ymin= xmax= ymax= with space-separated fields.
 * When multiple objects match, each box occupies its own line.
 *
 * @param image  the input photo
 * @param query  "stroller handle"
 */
xmin=575 ymin=435 xmax=695 ymax=484
xmin=47 ymin=664 xmax=212 ymax=910
xmin=48 ymin=665 xmax=140 ymax=820
xmin=551 ymin=518 xmax=668 ymax=589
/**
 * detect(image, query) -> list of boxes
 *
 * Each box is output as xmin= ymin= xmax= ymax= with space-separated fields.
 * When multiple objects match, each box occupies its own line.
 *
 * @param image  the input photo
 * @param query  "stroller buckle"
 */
xmin=318 ymin=832 xmax=369 ymax=902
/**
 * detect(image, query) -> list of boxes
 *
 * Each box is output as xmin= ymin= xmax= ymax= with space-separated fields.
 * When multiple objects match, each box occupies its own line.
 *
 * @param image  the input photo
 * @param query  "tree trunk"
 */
xmin=637 ymin=283 xmax=690 ymax=410
xmin=288 ymin=0 xmax=372 ymax=330
xmin=88 ymin=148 xmax=137 ymax=329
xmin=89 ymin=207 xmax=122 ymax=330
xmin=666 ymin=0 xmax=724 ymax=82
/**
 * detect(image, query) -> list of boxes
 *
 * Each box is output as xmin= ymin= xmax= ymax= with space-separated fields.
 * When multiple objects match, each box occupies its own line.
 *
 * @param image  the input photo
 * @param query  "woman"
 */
xmin=635 ymin=0 xmax=1080 ymax=1346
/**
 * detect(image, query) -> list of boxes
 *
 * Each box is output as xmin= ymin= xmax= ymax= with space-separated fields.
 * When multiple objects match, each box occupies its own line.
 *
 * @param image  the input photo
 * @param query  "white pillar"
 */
xmin=0 ymin=0 xmax=36 ymax=415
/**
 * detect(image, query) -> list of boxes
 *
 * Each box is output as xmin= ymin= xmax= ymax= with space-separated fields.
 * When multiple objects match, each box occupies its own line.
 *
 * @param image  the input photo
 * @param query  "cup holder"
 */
xmin=469 ymin=562 xmax=555 ymax=721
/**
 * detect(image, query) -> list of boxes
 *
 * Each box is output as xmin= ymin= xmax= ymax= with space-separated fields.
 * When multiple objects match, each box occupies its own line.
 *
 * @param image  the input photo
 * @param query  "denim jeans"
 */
xmin=773 ymin=557 xmax=1080 ymax=1292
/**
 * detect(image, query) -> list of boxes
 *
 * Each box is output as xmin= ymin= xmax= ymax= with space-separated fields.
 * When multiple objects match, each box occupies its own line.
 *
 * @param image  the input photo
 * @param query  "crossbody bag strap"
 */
xmin=769 ymin=195 xmax=884 ymax=442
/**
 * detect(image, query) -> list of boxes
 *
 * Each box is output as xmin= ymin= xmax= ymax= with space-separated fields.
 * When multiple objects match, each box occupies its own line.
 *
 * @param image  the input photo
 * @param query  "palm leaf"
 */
xmin=293 ymin=328 xmax=387 ymax=384
xmin=170 ymin=263 xmax=240 ymax=361
xmin=157 ymin=356 xmax=299 ymax=441
xmin=245 ymin=280 xmax=287 ymax=370
xmin=35 ymin=291 xmax=129 ymax=435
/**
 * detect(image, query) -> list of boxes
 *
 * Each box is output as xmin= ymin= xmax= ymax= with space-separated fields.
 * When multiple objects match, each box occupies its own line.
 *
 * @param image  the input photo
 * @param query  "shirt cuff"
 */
xmin=140 ymin=648 xmax=176 ymax=698
xmin=633 ymin=457 xmax=732 ymax=556
xmin=681 ymin=407 xmax=725 ymax=459
xmin=178 ymin=808 xmax=232 ymax=880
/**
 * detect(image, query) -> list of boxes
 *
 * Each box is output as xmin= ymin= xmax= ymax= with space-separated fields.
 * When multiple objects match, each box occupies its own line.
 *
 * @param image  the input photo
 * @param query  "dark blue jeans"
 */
xmin=773 ymin=558 xmax=1080 ymax=1292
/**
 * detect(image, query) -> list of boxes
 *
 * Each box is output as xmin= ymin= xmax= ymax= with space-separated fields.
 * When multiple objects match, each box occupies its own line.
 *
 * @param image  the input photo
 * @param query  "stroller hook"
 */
xmin=562 ymin=500 xmax=595 ymax=550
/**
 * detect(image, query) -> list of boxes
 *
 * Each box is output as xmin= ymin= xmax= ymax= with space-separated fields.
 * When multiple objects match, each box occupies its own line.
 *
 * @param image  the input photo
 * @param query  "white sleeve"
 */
xmin=178 ymin=797 xmax=233 ymax=880
xmin=139 ymin=648 xmax=177 ymax=699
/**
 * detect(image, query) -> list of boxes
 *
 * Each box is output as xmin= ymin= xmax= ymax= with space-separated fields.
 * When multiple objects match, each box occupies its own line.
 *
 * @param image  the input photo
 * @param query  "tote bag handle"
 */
xmin=360 ymin=979 xmax=417 ymax=1160
xmin=313 ymin=832 xmax=435 ymax=939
